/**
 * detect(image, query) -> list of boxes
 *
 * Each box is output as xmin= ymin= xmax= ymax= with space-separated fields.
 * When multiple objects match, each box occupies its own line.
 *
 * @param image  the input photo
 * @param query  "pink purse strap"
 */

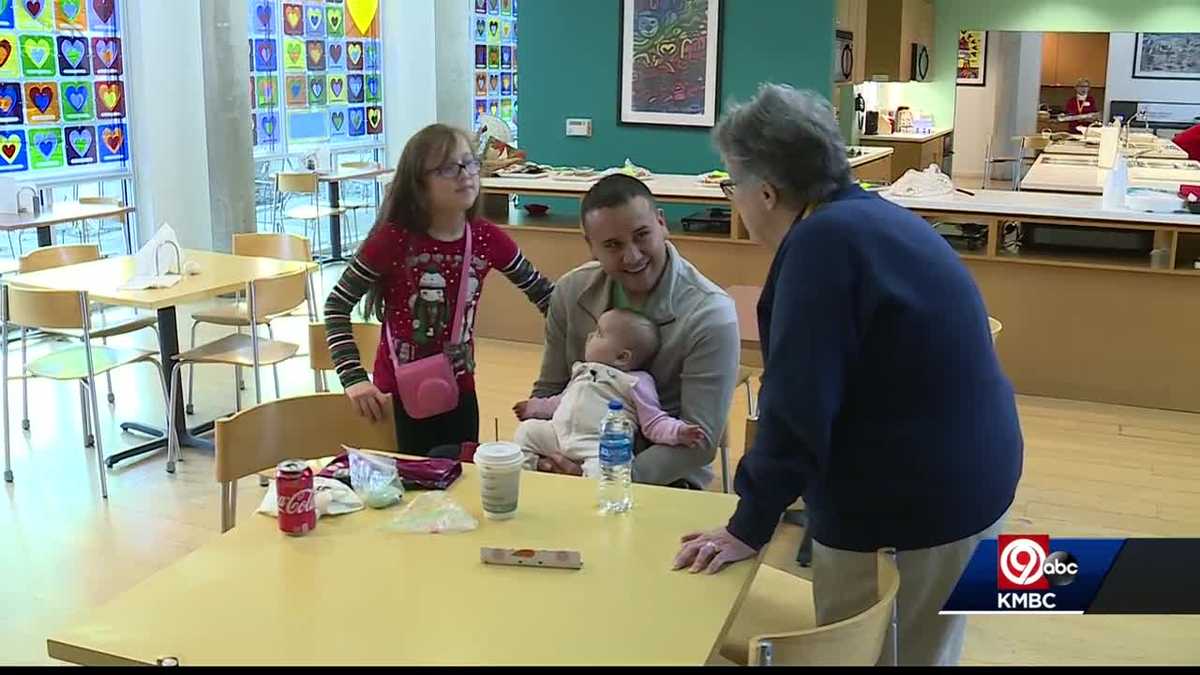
xmin=384 ymin=222 xmax=474 ymax=363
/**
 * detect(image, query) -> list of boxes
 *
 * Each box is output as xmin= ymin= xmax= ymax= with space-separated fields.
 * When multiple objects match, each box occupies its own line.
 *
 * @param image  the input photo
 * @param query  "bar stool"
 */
xmin=272 ymin=172 xmax=343 ymax=259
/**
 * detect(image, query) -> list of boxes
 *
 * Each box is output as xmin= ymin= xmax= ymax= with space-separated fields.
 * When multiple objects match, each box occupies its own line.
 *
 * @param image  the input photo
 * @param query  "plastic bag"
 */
xmin=349 ymin=449 xmax=404 ymax=509
xmin=386 ymin=493 xmax=479 ymax=534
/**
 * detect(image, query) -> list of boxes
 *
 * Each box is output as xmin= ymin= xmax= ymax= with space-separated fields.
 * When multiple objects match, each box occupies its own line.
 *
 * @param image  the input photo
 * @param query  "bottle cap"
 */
xmin=608 ymin=400 xmax=623 ymax=411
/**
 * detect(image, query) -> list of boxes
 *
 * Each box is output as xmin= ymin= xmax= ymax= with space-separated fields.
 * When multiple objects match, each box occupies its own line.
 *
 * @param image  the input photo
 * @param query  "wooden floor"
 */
xmin=2 ymin=282 xmax=1200 ymax=665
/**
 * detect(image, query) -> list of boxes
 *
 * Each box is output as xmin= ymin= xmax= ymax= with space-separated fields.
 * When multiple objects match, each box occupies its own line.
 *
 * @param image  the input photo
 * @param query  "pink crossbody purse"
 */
xmin=384 ymin=223 xmax=472 ymax=419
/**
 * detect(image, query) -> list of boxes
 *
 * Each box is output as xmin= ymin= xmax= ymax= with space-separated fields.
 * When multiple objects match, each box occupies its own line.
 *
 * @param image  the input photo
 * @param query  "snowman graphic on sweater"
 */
xmin=409 ymin=266 xmax=448 ymax=347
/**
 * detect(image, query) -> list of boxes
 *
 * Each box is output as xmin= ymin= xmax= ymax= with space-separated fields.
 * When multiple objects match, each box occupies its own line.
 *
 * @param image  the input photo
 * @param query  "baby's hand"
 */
xmin=679 ymin=424 xmax=708 ymax=448
xmin=513 ymin=400 xmax=530 ymax=421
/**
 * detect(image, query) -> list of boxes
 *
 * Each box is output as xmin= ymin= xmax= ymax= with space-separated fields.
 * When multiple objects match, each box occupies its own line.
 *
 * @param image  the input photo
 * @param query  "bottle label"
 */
xmin=599 ymin=436 xmax=632 ymax=465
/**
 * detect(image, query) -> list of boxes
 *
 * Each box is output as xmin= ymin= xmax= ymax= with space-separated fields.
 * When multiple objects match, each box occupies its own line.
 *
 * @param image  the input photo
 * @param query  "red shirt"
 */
xmin=1174 ymin=123 xmax=1200 ymax=162
xmin=357 ymin=218 xmax=521 ymax=393
xmin=1064 ymin=95 xmax=1097 ymax=116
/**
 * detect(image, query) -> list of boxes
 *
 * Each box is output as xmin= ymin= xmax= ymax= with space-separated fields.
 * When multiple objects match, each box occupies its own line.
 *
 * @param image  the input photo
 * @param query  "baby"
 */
xmin=513 ymin=308 xmax=707 ymax=477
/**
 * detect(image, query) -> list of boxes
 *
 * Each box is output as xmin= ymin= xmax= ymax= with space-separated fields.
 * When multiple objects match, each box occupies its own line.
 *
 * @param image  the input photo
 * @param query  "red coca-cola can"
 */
xmin=276 ymin=459 xmax=316 ymax=536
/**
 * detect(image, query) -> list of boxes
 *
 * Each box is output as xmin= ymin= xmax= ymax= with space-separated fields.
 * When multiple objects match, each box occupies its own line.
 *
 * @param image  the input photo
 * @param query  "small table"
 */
xmin=6 ymin=250 xmax=316 ymax=467
xmin=317 ymin=165 xmax=392 ymax=263
xmin=47 ymin=464 xmax=758 ymax=666
xmin=0 ymin=202 xmax=135 ymax=250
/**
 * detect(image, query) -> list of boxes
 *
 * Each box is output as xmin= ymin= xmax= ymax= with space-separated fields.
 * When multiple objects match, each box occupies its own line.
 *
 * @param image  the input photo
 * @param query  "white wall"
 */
xmin=1015 ymin=33 xmax=1043 ymax=139
xmin=952 ymin=35 xmax=1002 ymax=179
xmin=1104 ymin=32 xmax=1200 ymax=118
xmin=126 ymin=0 xmax=213 ymax=250
xmin=435 ymin=0 xmax=473 ymax=134
xmin=383 ymin=2 xmax=438 ymax=167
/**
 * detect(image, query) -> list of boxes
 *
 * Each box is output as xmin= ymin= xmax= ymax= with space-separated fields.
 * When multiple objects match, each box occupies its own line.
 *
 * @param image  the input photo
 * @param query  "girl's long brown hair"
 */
xmin=362 ymin=123 xmax=482 ymax=321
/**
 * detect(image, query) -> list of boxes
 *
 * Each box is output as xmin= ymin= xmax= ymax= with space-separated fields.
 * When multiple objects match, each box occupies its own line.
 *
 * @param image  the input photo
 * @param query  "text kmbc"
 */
xmin=996 ymin=535 xmax=1079 ymax=610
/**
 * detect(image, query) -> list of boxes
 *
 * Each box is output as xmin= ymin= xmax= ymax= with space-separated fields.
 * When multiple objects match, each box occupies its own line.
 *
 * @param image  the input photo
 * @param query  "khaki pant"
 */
xmin=811 ymin=511 xmax=1008 ymax=666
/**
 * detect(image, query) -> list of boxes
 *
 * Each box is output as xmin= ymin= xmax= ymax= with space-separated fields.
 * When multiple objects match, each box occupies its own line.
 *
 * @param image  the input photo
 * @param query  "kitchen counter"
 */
xmin=883 ymin=187 xmax=1200 ymax=226
xmin=858 ymin=128 xmax=953 ymax=143
xmin=1020 ymin=153 xmax=1200 ymax=195
xmin=1043 ymin=139 xmax=1188 ymax=159
xmin=847 ymin=146 xmax=894 ymax=167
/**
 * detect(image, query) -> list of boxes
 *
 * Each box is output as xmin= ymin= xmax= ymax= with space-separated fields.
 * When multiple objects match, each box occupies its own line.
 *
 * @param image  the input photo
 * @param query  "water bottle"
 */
xmin=598 ymin=400 xmax=634 ymax=514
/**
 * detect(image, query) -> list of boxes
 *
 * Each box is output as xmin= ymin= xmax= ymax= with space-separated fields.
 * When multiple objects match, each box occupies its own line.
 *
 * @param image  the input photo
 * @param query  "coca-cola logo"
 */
xmin=278 ymin=488 xmax=315 ymax=515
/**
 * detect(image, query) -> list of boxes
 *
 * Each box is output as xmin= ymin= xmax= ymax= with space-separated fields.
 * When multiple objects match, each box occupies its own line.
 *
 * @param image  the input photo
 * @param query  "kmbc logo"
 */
xmin=998 ymin=535 xmax=1079 ymax=591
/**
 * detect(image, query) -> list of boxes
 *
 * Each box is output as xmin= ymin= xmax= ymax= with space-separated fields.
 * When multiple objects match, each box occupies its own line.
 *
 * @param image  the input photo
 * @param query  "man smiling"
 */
xmin=528 ymin=175 xmax=740 ymax=488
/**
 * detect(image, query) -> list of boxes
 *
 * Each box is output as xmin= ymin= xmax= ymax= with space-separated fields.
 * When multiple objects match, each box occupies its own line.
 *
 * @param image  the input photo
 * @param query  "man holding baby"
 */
xmin=514 ymin=174 xmax=741 ymax=490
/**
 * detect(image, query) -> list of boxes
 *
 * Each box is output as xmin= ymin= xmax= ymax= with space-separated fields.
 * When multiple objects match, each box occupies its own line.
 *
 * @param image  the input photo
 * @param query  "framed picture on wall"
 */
xmin=1132 ymin=33 xmax=1200 ymax=80
xmin=618 ymin=0 xmax=722 ymax=128
xmin=956 ymin=30 xmax=988 ymax=86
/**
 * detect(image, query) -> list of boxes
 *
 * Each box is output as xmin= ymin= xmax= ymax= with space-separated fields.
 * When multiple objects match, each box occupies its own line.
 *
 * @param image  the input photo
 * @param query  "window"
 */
xmin=471 ymin=0 xmax=517 ymax=142
xmin=248 ymin=0 xmax=385 ymax=158
xmin=0 ymin=0 xmax=131 ymax=178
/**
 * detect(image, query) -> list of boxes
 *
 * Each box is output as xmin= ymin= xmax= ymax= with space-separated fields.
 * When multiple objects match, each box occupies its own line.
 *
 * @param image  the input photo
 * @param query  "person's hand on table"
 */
xmin=536 ymin=451 xmax=584 ymax=476
xmin=346 ymin=381 xmax=392 ymax=422
xmin=672 ymin=527 xmax=757 ymax=574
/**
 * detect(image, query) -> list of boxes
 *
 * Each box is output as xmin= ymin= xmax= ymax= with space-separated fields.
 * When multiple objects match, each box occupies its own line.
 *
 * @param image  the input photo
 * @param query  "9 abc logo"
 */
xmin=997 ymin=535 xmax=1078 ymax=590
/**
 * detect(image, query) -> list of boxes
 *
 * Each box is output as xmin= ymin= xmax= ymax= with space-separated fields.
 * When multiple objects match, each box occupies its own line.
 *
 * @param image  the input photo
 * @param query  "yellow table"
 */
xmin=47 ymin=465 xmax=758 ymax=666
xmin=5 ymin=250 xmax=316 ymax=466
xmin=316 ymin=164 xmax=391 ymax=263
xmin=0 ymin=201 xmax=135 ymax=249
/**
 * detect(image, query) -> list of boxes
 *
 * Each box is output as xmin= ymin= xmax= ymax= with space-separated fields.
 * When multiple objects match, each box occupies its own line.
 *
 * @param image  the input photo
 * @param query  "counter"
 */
xmin=1043 ymin=139 xmax=1188 ymax=160
xmin=858 ymin=128 xmax=953 ymax=143
xmin=858 ymin=129 xmax=953 ymax=182
xmin=1020 ymin=153 xmax=1200 ymax=194
xmin=476 ymin=178 xmax=1200 ymax=412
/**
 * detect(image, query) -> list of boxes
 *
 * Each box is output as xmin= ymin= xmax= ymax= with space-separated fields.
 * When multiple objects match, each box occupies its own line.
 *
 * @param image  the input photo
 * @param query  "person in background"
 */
xmin=1172 ymin=122 xmax=1200 ymax=162
xmin=1064 ymin=78 xmax=1098 ymax=117
xmin=324 ymin=123 xmax=554 ymax=455
xmin=670 ymin=84 xmax=1024 ymax=666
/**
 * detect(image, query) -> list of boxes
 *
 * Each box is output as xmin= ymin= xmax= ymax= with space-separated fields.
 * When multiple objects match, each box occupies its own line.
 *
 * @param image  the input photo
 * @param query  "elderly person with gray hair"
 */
xmin=671 ymin=84 xmax=1023 ymax=666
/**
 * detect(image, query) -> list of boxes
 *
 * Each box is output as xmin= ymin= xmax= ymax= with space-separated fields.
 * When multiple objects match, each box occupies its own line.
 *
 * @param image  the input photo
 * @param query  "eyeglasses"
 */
xmin=429 ymin=159 xmax=481 ymax=179
xmin=718 ymin=179 xmax=737 ymax=199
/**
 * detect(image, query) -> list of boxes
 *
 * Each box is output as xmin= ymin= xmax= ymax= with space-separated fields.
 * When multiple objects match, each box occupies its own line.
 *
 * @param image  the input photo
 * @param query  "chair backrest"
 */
xmin=749 ymin=550 xmax=900 ymax=666
xmin=308 ymin=321 xmax=381 ymax=372
xmin=989 ymin=316 xmax=1003 ymax=345
xmin=214 ymin=392 xmax=398 ymax=484
xmin=233 ymin=232 xmax=311 ymax=262
xmin=77 ymin=196 xmax=125 ymax=224
xmin=340 ymin=161 xmax=376 ymax=170
xmin=3 ymin=285 xmax=86 ymax=330
xmin=248 ymin=268 xmax=309 ymax=320
xmin=276 ymin=171 xmax=319 ymax=194
xmin=18 ymin=243 xmax=101 ymax=273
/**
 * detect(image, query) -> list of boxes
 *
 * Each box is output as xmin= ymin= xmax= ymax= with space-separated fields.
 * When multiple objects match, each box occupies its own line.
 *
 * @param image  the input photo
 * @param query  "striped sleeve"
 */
xmin=497 ymin=248 xmax=554 ymax=316
xmin=323 ymin=253 xmax=381 ymax=388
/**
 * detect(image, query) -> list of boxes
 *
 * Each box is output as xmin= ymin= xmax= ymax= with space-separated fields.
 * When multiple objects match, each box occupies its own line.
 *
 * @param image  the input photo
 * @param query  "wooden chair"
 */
xmin=76 ymin=196 xmax=130 ymax=255
xmin=272 ymin=171 xmax=343 ymax=259
xmin=308 ymin=321 xmax=381 ymax=393
xmin=717 ymin=365 xmax=757 ymax=494
xmin=16 ymin=244 xmax=158 ymax=437
xmin=214 ymin=392 xmax=398 ymax=532
xmin=166 ymin=269 xmax=309 ymax=473
xmin=720 ymin=550 xmax=900 ymax=666
xmin=184 ymin=233 xmax=315 ymax=415
xmin=337 ymin=162 xmax=383 ymax=247
xmin=1 ymin=284 xmax=168 ymax=497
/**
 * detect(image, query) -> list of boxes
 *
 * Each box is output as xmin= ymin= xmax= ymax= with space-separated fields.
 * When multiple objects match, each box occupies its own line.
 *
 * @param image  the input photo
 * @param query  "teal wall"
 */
xmin=519 ymin=0 xmax=835 ymax=174
xmin=899 ymin=0 xmax=1200 ymax=126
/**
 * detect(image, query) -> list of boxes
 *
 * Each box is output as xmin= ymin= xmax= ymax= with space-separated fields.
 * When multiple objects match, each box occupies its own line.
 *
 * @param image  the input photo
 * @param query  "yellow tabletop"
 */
xmin=317 ymin=165 xmax=392 ymax=183
xmin=0 ymin=201 xmax=134 ymax=232
xmin=5 ymin=249 xmax=316 ymax=310
xmin=47 ymin=464 xmax=757 ymax=666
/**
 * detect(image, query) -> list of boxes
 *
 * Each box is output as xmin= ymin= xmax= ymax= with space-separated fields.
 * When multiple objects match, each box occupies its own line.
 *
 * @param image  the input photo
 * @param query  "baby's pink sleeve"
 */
xmin=629 ymin=372 xmax=696 ymax=446
xmin=523 ymin=394 xmax=563 ymax=420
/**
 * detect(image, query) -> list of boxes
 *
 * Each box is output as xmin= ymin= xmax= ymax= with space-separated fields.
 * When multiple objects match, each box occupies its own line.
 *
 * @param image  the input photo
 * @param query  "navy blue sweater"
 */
xmin=727 ymin=184 xmax=1023 ymax=552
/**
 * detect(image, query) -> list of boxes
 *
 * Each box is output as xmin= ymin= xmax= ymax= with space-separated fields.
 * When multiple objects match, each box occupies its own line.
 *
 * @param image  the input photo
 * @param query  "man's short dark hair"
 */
xmin=580 ymin=174 xmax=656 ymax=228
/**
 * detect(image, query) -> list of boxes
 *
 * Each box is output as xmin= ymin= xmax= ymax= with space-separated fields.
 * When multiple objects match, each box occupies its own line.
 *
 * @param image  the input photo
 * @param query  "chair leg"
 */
xmin=719 ymin=444 xmax=731 ymax=494
xmin=79 ymin=380 xmax=94 ymax=448
xmin=744 ymin=379 xmax=756 ymax=419
xmin=103 ymin=337 xmax=115 ymax=404
xmin=221 ymin=480 xmax=234 ymax=532
xmin=266 ymin=323 xmax=281 ymax=400
xmin=3 ymin=323 xmax=11 ymax=484
xmin=20 ymin=328 xmax=28 ymax=431
xmin=185 ymin=320 xmax=200 ymax=415
xmin=236 ymin=325 xmax=247 ymax=390
xmin=234 ymin=365 xmax=243 ymax=412
xmin=83 ymin=378 xmax=108 ymax=499
xmin=166 ymin=363 xmax=183 ymax=473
